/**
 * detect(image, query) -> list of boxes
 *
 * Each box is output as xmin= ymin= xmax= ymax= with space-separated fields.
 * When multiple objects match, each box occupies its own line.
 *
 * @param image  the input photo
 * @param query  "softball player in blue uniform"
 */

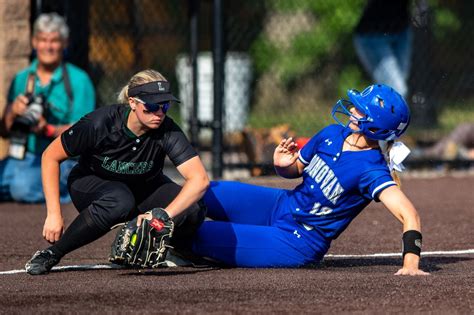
xmin=192 ymin=84 xmax=428 ymax=276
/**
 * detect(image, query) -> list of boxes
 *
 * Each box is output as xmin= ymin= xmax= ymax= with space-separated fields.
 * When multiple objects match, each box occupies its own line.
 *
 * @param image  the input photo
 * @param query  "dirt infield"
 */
xmin=0 ymin=175 xmax=472 ymax=313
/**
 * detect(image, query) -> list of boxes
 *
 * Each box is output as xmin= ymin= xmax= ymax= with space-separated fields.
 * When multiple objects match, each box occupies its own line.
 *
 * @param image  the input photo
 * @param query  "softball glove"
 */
xmin=109 ymin=207 xmax=174 ymax=268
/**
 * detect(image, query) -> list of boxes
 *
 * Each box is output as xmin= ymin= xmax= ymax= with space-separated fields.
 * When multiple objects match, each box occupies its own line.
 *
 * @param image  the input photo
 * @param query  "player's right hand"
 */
xmin=43 ymin=214 xmax=64 ymax=244
xmin=273 ymin=137 xmax=299 ymax=168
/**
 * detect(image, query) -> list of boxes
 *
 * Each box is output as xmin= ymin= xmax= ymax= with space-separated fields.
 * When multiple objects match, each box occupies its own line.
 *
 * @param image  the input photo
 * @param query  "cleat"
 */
xmin=163 ymin=249 xmax=194 ymax=267
xmin=25 ymin=249 xmax=61 ymax=275
xmin=162 ymin=248 xmax=219 ymax=268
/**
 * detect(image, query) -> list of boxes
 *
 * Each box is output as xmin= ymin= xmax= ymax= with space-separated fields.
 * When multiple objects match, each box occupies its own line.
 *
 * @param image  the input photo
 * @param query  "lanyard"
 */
xmin=27 ymin=64 xmax=73 ymax=121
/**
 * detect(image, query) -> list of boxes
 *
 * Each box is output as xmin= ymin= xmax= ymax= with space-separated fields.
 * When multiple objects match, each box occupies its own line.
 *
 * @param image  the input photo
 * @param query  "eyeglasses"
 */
xmin=134 ymin=98 xmax=170 ymax=113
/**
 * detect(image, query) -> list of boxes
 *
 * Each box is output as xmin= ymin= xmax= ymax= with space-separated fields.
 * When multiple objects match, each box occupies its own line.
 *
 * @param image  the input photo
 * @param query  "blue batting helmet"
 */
xmin=331 ymin=84 xmax=411 ymax=141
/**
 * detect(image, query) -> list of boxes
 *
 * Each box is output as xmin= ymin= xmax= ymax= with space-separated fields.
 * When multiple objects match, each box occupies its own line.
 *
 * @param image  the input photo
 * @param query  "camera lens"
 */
xmin=15 ymin=95 xmax=44 ymax=127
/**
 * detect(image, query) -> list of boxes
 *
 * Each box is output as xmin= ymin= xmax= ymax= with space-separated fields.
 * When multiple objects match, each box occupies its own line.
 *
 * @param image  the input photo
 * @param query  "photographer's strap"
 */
xmin=26 ymin=64 xmax=73 ymax=103
xmin=25 ymin=73 xmax=35 ymax=97
xmin=61 ymin=63 xmax=74 ymax=104
xmin=25 ymin=64 xmax=74 ymax=121
xmin=62 ymin=63 xmax=74 ymax=122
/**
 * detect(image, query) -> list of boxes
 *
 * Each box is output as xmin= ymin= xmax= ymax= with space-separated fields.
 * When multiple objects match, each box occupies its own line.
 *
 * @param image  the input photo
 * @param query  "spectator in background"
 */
xmin=0 ymin=12 xmax=95 ymax=203
xmin=422 ymin=123 xmax=474 ymax=160
xmin=353 ymin=0 xmax=412 ymax=99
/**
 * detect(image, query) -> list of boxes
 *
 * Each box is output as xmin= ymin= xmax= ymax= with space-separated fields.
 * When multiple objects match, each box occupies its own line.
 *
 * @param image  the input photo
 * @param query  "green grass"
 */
xmin=247 ymin=98 xmax=474 ymax=140
xmin=171 ymin=97 xmax=474 ymax=142
xmin=407 ymin=98 xmax=474 ymax=141
xmin=248 ymin=108 xmax=334 ymax=137
xmin=247 ymin=98 xmax=337 ymax=137
xmin=438 ymin=102 xmax=474 ymax=131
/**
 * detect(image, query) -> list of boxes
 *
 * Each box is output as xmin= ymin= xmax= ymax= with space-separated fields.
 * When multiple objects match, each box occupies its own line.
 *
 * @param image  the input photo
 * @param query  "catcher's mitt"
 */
xmin=109 ymin=207 xmax=174 ymax=268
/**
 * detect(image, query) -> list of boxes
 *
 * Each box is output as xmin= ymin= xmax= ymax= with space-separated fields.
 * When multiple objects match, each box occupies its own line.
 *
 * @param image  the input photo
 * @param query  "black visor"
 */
xmin=128 ymin=81 xmax=180 ymax=104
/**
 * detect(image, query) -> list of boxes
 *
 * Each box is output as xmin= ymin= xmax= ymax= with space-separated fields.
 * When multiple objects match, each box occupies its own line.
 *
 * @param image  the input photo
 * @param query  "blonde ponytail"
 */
xmin=117 ymin=69 xmax=168 ymax=103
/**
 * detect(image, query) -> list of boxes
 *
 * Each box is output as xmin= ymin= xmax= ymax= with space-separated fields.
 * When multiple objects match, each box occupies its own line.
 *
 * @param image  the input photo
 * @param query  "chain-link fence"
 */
xmin=87 ymin=0 xmax=473 ymax=175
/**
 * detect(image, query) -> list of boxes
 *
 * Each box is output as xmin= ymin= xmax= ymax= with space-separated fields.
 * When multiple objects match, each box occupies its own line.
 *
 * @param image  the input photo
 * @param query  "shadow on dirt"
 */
xmin=314 ymin=256 xmax=473 ymax=272
xmin=121 ymin=267 xmax=221 ymax=276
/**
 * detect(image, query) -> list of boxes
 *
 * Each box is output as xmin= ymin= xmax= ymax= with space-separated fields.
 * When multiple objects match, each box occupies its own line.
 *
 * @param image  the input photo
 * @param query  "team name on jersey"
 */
xmin=304 ymin=153 xmax=344 ymax=205
xmin=101 ymin=156 xmax=154 ymax=175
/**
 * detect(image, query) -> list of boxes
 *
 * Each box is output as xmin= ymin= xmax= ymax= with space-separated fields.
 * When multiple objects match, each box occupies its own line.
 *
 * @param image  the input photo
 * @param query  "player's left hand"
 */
xmin=109 ymin=207 xmax=174 ymax=268
xmin=395 ymin=253 xmax=429 ymax=276
xmin=136 ymin=212 xmax=153 ymax=226
xmin=394 ymin=267 xmax=430 ymax=276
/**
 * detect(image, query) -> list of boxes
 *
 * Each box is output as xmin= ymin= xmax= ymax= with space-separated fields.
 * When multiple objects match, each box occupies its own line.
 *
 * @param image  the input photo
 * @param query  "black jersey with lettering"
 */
xmin=61 ymin=104 xmax=197 ymax=184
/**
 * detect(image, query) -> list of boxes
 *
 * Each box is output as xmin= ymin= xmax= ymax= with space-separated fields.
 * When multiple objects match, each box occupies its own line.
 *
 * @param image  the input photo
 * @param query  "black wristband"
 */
xmin=402 ymin=230 xmax=422 ymax=257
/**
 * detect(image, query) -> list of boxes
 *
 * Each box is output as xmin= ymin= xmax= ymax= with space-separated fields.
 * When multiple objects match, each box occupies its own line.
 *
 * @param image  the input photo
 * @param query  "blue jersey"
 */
xmin=193 ymin=124 xmax=398 ymax=267
xmin=279 ymin=124 xmax=396 ymax=240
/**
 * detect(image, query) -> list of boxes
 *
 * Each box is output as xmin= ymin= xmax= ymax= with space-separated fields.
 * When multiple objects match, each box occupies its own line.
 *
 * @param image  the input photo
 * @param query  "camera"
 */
xmin=15 ymin=94 xmax=46 ymax=128
xmin=8 ymin=94 xmax=48 ymax=160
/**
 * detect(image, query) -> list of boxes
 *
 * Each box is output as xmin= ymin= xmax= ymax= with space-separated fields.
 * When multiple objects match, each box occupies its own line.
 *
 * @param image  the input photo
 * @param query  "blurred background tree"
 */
xmin=249 ymin=0 xmax=367 ymax=136
xmin=35 ymin=0 xmax=473 ymax=139
xmin=248 ymin=0 xmax=472 ymax=137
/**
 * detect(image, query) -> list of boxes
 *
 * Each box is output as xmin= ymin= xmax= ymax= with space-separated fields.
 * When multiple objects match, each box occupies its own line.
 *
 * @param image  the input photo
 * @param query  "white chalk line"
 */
xmin=0 ymin=249 xmax=473 ymax=275
xmin=324 ymin=249 xmax=474 ymax=258
xmin=0 ymin=264 xmax=123 ymax=275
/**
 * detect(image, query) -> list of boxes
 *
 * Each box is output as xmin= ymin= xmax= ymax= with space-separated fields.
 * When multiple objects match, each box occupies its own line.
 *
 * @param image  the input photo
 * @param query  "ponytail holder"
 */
xmin=389 ymin=142 xmax=411 ymax=172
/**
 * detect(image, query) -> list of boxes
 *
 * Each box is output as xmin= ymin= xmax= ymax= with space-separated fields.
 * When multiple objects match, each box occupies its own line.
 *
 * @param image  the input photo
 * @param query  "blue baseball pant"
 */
xmin=192 ymin=181 xmax=328 ymax=268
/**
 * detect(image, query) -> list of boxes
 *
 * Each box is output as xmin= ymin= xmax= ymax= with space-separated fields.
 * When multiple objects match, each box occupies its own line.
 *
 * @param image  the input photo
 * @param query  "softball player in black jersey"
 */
xmin=25 ymin=69 xmax=209 ymax=275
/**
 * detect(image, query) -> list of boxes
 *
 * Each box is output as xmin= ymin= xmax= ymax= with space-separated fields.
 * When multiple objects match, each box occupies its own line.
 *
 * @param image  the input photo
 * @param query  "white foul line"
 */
xmin=0 ymin=264 xmax=123 ymax=275
xmin=0 ymin=249 xmax=473 ymax=275
xmin=325 ymin=249 xmax=474 ymax=258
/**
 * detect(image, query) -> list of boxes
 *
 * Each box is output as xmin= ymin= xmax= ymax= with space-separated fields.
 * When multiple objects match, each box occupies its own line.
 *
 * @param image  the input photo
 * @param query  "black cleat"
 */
xmin=163 ymin=248 xmax=219 ymax=268
xmin=163 ymin=249 xmax=195 ymax=267
xmin=25 ymin=249 xmax=61 ymax=275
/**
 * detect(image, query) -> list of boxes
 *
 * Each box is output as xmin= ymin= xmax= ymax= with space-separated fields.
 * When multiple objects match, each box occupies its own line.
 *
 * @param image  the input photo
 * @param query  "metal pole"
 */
xmin=189 ymin=0 xmax=199 ymax=147
xmin=64 ymin=0 xmax=90 ymax=70
xmin=411 ymin=0 xmax=436 ymax=128
xmin=35 ymin=0 xmax=42 ymax=17
xmin=131 ymin=0 xmax=143 ymax=71
xmin=212 ymin=0 xmax=224 ymax=178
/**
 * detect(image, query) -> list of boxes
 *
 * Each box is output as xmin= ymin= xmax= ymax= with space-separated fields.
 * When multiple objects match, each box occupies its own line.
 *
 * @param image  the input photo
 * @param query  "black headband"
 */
xmin=128 ymin=81 xmax=170 ymax=97
xmin=128 ymin=81 xmax=180 ymax=103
